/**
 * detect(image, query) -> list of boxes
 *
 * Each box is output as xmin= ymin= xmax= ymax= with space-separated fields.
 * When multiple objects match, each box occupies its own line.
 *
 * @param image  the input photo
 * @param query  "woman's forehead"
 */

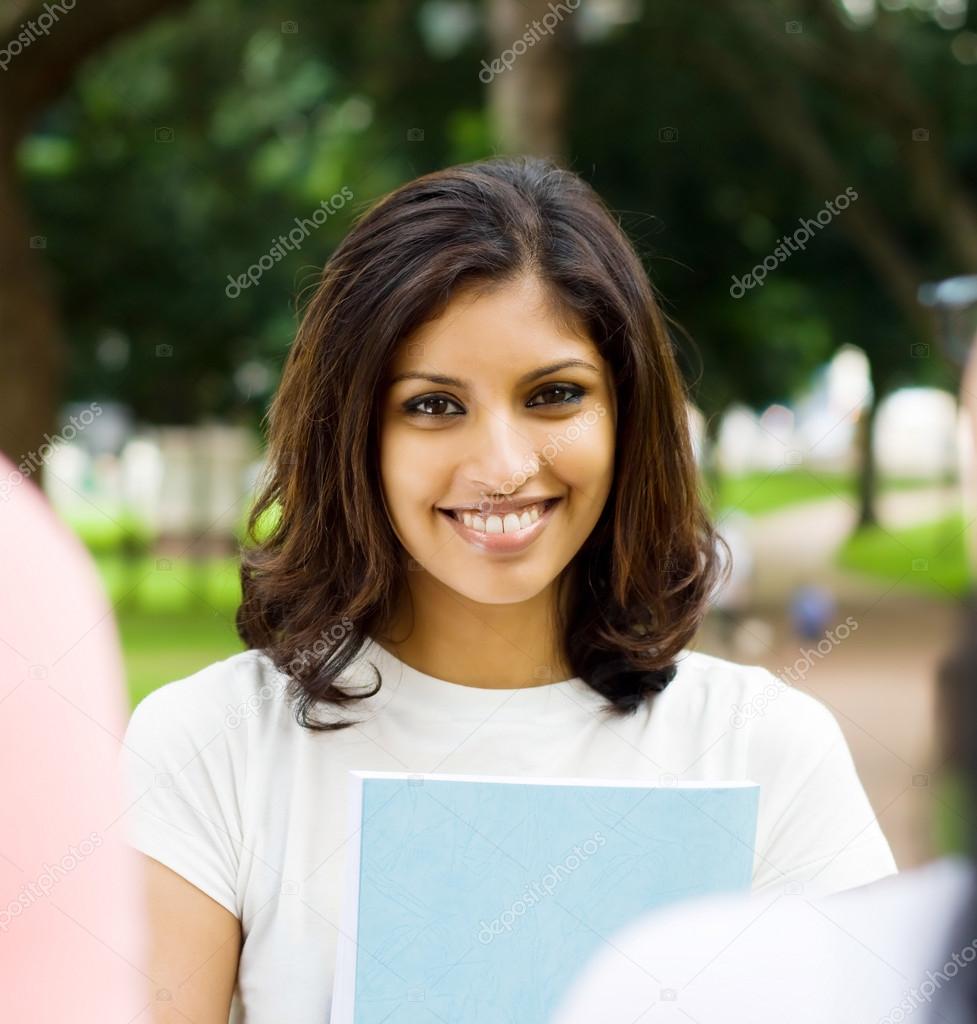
xmin=388 ymin=281 xmax=602 ymax=377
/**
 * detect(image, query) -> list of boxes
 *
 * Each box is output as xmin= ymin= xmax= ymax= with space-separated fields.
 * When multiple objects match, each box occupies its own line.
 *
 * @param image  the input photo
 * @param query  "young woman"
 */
xmin=121 ymin=156 xmax=896 ymax=1023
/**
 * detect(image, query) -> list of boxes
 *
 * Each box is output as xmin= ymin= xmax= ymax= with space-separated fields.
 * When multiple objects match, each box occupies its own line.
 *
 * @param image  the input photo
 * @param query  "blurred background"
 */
xmin=2 ymin=0 xmax=975 ymax=871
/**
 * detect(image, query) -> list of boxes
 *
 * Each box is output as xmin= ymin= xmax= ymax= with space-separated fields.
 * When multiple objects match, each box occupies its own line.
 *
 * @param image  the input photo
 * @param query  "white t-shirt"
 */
xmin=119 ymin=639 xmax=898 ymax=1023
xmin=552 ymin=855 xmax=975 ymax=1024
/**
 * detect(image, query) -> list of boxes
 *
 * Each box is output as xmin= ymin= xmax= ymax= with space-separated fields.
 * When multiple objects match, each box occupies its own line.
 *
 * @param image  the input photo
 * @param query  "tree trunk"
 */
xmin=485 ymin=0 xmax=571 ymax=161
xmin=0 ymin=134 xmax=63 ymax=471
xmin=0 ymin=0 xmax=192 ymax=475
xmin=855 ymin=371 xmax=882 ymax=531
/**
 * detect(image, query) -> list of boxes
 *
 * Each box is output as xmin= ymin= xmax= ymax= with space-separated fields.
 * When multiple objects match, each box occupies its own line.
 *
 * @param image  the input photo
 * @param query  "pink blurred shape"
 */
xmin=0 ymin=454 xmax=148 ymax=1021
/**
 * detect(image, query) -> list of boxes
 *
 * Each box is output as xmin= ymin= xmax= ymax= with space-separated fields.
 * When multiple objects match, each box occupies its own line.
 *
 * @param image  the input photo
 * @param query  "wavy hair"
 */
xmin=236 ymin=155 xmax=729 ymax=730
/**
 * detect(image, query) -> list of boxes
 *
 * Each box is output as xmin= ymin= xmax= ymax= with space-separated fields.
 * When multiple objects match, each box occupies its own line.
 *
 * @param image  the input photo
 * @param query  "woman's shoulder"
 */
xmin=667 ymin=648 xmax=838 ymax=736
xmin=126 ymin=648 xmax=286 ymax=738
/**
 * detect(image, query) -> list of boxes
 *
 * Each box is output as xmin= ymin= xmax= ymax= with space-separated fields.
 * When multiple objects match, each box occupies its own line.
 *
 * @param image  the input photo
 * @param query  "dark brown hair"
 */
xmin=236 ymin=155 xmax=729 ymax=731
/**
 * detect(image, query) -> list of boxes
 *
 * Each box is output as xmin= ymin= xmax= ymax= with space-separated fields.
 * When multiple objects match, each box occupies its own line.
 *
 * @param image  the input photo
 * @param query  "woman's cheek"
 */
xmin=554 ymin=414 xmax=615 ymax=488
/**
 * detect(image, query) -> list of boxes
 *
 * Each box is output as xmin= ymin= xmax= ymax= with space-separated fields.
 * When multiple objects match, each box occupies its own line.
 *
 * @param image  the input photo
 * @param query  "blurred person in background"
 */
xmin=0 ymin=453 xmax=147 ymax=1022
xmin=789 ymin=582 xmax=838 ymax=642
xmin=552 ymin=279 xmax=977 ymax=1023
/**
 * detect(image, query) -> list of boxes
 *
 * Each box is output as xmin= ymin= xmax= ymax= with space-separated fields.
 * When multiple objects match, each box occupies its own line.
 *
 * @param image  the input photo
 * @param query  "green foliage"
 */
xmin=22 ymin=0 xmax=490 ymax=429
xmin=17 ymin=0 xmax=977 ymax=430
xmin=569 ymin=0 xmax=971 ymax=414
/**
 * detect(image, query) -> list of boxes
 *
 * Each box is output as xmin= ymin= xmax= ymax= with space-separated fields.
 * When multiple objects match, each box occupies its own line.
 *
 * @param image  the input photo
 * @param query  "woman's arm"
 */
xmin=142 ymin=855 xmax=241 ymax=1023
xmin=119 ymin=666 xmax=256 ymax=1021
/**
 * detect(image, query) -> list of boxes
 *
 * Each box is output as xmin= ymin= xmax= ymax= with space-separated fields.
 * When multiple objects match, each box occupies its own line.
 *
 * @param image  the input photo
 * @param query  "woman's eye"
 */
xmin=403 ymin=394 xmax=464 ymax=418
xmin=527 ymin=384 xmax=586 ymax=408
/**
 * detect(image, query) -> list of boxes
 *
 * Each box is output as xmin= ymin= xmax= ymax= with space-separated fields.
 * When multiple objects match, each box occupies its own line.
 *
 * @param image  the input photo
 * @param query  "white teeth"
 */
xmin=451 ymin=500 xmax=550 ymax=534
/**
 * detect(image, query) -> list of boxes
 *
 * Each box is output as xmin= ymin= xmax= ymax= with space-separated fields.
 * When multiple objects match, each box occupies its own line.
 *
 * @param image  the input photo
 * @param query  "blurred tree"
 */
xmin=20 ymin=0 xmax=490 ymax=443
xmin=570 ymin=0 xmax=974 ymax=527
xmin=693 ymin=0 xmax=977 ymax=525
xmin=0 ymin=0 xmax=191 ymax=470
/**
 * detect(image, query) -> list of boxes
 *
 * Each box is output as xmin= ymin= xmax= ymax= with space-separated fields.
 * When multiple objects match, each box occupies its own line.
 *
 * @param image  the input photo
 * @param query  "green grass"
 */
xmin=119 ymin=609 xmax=243 ymax=708
xmin=93 ymin=554 xmax=244 ymax=707
xmin=933 ymin=771 xmax=976 ymax=858
xmin=711 ymin=470 xmax=938 ymax=518
xmin=95 ymin=553 xmax=243 ymax=611
xmin=836 ymin=512 xmax=971 ymax=598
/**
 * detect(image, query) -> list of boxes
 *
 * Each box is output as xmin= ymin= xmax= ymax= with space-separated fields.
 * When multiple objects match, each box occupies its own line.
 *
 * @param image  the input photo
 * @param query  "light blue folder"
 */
xmin=330 ymin=771 xmax=759 ymax=1024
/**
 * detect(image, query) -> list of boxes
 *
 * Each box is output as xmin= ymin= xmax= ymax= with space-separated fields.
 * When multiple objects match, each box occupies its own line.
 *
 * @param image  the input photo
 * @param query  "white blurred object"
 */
xmin=732 ymin=617 xmax=775 ymax=659
xmin=151 ymin=424 xmax=258 ymax=539
xmin=687 ymin=402 xmax=706 ymax=467
xmin=874 ymin=387 xmax=958 ymax=479
xmin=712 ymin=512 xmax=754 ymax=612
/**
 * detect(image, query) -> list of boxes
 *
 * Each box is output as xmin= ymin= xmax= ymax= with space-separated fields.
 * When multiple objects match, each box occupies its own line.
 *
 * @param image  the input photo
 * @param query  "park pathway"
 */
xmin=696 ymin=485 xmax=966 ymax=870
xmin=733 ymin=484 xmax=962 ymax=607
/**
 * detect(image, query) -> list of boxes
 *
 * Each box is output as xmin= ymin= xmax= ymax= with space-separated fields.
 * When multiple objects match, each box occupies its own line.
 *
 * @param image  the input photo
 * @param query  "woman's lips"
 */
xmin=438 ymin=498 xmax=560 ymax=554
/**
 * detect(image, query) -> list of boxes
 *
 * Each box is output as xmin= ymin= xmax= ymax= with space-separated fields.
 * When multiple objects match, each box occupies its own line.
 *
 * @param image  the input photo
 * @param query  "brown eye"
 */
xmin=527 ymin=384 xmax=586 ymax=408
xmin=403 ymin=394 xmax=464 ymax=418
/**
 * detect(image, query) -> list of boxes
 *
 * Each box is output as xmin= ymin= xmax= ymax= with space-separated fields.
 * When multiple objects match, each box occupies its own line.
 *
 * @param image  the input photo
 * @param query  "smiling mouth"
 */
xmin=438 ymin=498 xmax=559 ymax=534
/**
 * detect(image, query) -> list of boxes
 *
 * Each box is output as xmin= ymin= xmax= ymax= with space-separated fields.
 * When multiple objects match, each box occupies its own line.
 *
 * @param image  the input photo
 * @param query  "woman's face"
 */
xmin=379 ymin=274 xmax=617 ymax=606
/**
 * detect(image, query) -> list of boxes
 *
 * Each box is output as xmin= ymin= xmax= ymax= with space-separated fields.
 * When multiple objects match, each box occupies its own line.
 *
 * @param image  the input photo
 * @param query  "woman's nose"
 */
xmin=462 ymin=411 xmax=540 ymax=495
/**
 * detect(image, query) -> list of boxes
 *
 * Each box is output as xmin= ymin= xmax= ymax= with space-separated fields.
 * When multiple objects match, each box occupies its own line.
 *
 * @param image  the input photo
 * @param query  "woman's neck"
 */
xmin=376 ymin=570 xmax=573 ymax=688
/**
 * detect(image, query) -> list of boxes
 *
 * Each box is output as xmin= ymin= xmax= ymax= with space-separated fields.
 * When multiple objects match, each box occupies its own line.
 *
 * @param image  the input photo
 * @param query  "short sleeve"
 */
xmin=746 ymin=673 xmax=898 ymax=896
xmin=118 ymin=679 xmax=246 ymax=917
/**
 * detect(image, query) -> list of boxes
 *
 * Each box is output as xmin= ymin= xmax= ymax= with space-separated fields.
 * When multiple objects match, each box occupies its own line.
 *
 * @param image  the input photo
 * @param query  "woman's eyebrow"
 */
xmin=387 ymin=359 xmax=601 ymax=389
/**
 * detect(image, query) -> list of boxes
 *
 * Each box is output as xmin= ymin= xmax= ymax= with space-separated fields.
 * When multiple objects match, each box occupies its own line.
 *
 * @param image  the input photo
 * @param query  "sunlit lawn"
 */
xmin=712 ymin=469 xmax=935 ymax=517
xmin=836 ymin=513 xmax=971 ymax=599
